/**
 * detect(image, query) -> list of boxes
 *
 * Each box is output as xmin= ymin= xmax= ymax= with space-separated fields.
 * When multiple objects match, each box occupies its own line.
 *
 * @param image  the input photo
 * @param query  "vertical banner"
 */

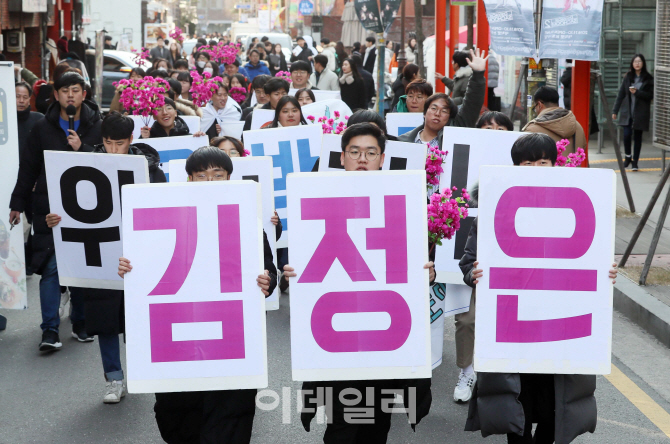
xmin=122 ymin=181 xmax=268 ymax=393
xmin=139 ymin=135 xmax=206 ymax=179
xmin=244 ymin=125 xmax=322 ymax=248
xmin=354 ymin=0 xmax=384 ymax=32
xmin=476 ymin=166 xmax=615 ymax=374
xmin=435 ymin=127 xmax=522 ymax=284
xmin=45 ymin=152 xmax=149 ymax=290
xmin=538 ymin=0 xmax=604 ymax=60
xmin=0 ymin=63 xmax=28 ymax=309
xmin=287 ymin=171 xmax=431 ymax=381
xmin=380 ymin=0 xmax=402 ymax=32
xmin=483 ymin=0 xmax=537 ymax=57
xmin=385 ymin=113 xmax=425 ymax=137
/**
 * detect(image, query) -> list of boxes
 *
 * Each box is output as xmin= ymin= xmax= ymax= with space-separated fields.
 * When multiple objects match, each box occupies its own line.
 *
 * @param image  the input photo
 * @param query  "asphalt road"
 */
xmin=1 ymin=276 xmax=670 ymax=444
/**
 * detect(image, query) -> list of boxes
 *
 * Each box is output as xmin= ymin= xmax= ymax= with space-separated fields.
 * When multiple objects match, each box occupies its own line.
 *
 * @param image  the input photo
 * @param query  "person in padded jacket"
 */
xmin=139 ymin=98 xmax=207 ymax=140
xmin=459 ymin=133 xmax=618 ymax=444
xmin=44 ymin=112 xmax=166 ymax=404
xmin=118 ymin=146 xmax=277 ymax=444
xmin=9 ymin=72 xmax=102 ymax=352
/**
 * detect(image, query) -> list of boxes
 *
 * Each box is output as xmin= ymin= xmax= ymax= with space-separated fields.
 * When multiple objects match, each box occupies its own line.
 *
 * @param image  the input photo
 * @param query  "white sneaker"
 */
xmin=59 ymin=290 xmax=70 ymax=318
xmin=103 ymin=379 xmax=127 ymax=404
xmin=453 ymin=369 xmax=477 ymax=402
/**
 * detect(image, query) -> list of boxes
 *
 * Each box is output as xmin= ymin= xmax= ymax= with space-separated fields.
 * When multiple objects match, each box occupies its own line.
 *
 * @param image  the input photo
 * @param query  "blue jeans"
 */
xmin=99 ymin=334 xmax=124 ymax=381
xmin=39 ymin=254 xmax=85 ymax=332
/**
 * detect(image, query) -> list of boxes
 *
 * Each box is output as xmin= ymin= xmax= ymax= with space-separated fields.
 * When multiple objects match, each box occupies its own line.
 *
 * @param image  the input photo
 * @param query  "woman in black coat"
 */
xmin=338 ymin=58 xmax=367 ymax=111
xmin=612 ymin=53 xmax=654 ymax=171
xmin=268 ymin=43 xmax=288 ymax=76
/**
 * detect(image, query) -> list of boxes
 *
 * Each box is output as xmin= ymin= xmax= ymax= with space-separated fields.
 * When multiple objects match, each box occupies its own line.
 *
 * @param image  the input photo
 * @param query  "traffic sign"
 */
xmin=298 ymin=0 xmax=314 ymax=15
xmin=235 ymin=4 xmax=252 ymax=9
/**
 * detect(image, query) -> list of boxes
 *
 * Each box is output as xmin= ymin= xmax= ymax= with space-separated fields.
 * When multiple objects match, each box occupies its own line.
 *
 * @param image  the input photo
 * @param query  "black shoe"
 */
xmin=624 ymin=156 xmax=632 ymax=168
xmin=632 ymin=162 xmax=639 ymax=171
xmin=71 ymin=322 xmax=94 ymax=342
xmin=39 ymin=330 xmax=62 ymax=351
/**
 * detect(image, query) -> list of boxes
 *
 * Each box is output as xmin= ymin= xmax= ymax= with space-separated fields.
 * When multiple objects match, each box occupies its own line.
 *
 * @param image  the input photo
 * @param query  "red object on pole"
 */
xmin=449 ymin=5 xmax=460 ymax=78
xmin=571 ymin=60 xmax=591 ymax=167
xmin=436 ymin=0 xmax=447 ymax=93
xmin=476 ymin=0 xmax=489 ymax=107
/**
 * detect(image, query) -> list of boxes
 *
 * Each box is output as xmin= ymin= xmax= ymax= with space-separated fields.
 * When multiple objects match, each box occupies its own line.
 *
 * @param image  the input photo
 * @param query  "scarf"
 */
xmin=200 ymin=99 xmax=242 ymax=134
xmin=339 ymin=72 xmax=355 ymax=85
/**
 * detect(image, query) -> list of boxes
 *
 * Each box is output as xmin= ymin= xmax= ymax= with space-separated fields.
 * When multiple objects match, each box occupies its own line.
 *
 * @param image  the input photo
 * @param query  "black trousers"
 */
xmin=154 ymin=389 xmax=256 ymax=444
xmin=623 ymin=125 xmax=643 ymax=163
xmin=507 ymin=374 xmax=555 ymax=444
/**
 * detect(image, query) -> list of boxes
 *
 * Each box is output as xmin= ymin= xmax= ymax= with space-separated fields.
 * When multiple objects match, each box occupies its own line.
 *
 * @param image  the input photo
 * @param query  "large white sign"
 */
xmin=220 ymin=122 xmax=245 ymax=139
xmin=287 ymin=171 xmax=431 ymax=381
xmin=44 ymin=152 xmax=149 ymax=290
xmin=169 ymin=157 xmax=280 ymax=310
xmin=129 ymin=116 xmax=201 ymax=141
xmin=301 ymin=99 xmax=352 ymax=125
xmin=435 ymin=127 xmax=522 ymax=284
xmin=318 ymin=134 xmax=426 ymax=172
xmin=475 ymin=166 xmax=615 ymax=374
xmin=138 ymin=135 xmax=207 ymax=179
xmin=386 ymin=113 xmax=424 ymax=137
xmin=250 ymin=109 xmax=275 ymax=130
xmin=244 ymin=125 xmax=322 ymax=248
xmin=0 ymin=63 xmax=28 ymax=309
xmin=122 ymin=181 xmax=268 ymax=393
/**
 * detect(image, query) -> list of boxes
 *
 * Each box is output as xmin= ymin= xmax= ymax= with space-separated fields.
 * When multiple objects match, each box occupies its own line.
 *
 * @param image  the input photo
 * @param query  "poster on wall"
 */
xmin=538 ymin=0 xmax=604 ymax=60
xmin=144 ymin=23 xmax=170 ymax=48
xmin=482 ymin=0 xmax=537 ymax=57
xmin=354 ymin=0 xmax=384 ymax=33
xmin=475 ymin=166 xmax=615 ymax=374
xmin=0 ymin=63 xmax=28 ymax=309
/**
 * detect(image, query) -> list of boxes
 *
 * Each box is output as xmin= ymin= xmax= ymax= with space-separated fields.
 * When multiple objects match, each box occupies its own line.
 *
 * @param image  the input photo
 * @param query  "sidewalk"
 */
xmin=589 ymin=136 xmax=670 ymax=347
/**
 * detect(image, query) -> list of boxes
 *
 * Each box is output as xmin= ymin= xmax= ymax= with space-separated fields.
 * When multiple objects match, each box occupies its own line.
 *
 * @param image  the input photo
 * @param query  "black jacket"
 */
xmin=16 ymin=108 xmax=43 ymax=157
xmin=359 ymin=67 xmax=375 ymax=105
xmin=613 ymin=72 xmax=654 ymax=132
xmin=390 ymin=73 xmax=406 ymax=113
xmin=290 ymin=44 xmax=312 ymax=64
xmin=339 ymin=76 xmax=368 ymax=111
xmin=10 ymin=101 xmax=102 ymax=273
xmin=243 ymin=102 xmax=272 ymax=132
xmin=268 ymin=53 xmax=288 ymax=76
xmin=148 ymin=116 xmax=191 ymax=138
xmin=363 ymin=47 xmax=376 ymax=73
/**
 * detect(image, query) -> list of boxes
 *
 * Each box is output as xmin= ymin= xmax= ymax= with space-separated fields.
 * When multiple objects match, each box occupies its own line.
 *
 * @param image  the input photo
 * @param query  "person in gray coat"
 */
xmin=436 ymin=51 xmax=473 ymax=106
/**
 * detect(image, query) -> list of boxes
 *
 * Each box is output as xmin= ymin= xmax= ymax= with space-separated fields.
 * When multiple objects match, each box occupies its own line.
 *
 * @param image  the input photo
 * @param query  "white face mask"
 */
xmin=158 ymin=67 xmax=167 ymax=72
xmin=197 ymin=61 xmax=206 ymax=68
xmin=203 ymin=67 xmax=214 ymax=75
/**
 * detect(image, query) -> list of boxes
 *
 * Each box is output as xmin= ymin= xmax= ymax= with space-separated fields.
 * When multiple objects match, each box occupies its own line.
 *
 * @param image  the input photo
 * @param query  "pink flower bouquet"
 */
xmin=229 ymin=86 xmax=247 ymax=104
xmin=169 ymin=27 xmax=184 ymax=45
xmin=426 ymin=143 xmax=448 ymax=191
xmin=555 ymin=139 xmax=586 ymax=167
xmin=132 ymin=47 xmax=150 ymax=67
xmin=275 ymin=71 xmax=291 ymax=83
xmin=189 ymin=70 xmax=224 ymax=108
xmin=306 ymin=111 xmax=349 ymax=134
xmin=117 ymin=76 xmax=170 ymax=126
xmin=427 ymin=187 xmax=470 ymax=250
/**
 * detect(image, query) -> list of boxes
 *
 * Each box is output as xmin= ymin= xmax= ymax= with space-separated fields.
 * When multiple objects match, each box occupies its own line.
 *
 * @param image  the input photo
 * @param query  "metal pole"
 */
xmin=507 ymin=60 xmax=527 ymax=120
xmin=375 ymin=33 xmax=385 ymax=116
xmin=639 ymin=185 xmax=670 ymax=285
xmin=94 ymin=30 xmax=105 ymax=108
xmin=397 ymin=0 xmax=406 ymax=70
xmin=435 ymin=0 xmax=447 ymax=93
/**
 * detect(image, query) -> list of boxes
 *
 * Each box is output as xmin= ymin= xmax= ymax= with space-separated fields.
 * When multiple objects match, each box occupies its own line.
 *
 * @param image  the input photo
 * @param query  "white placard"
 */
xmin=168 ymin=157 xmax=280 ymax=311
xmin=429 ymin=283 xmax=472 ymax=369
xmin=318 ymin=135 xmax=426 ymax=172
xmin=244 ymin=125 xmax=322 ymax=249
xmin=122 ymin=181 xmax=268 ymax=393
xmin=475 ymin=166 xmax=615 ymax=374
xmin=0 ymin=63 xmax=28 ymax=309
xmin=220 ymin=122 xmax=245 ymax=139
xmin=386 ymin=113 xmax=424 ymax=137
xmin=44 ymin=152 xmax=149 ymax=290
xmin=138 ymin=135 xmax=207 ymax=179
xmin=435 ymin=127 xmax=522 ymax=284
xmin=301 ymin=99 xmax=352 ymax=124
xmin=250 ymin=109 xmax=275 ymax=130
xmin=129 ymin=116 xmax=201 ymax=141
xmin=287 ymin=171 xmax=431 ymax=381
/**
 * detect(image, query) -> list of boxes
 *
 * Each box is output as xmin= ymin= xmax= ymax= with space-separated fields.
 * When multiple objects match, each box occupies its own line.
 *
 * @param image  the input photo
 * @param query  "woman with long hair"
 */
xmin=295 ymin=88 xmax=315 ymax=106
xmin=194 ymin=51 xmax=211 ymax=74
xmin=169 ymin=42 xmax=182 ymax=62
xmin=268 ymin=43 xmax=288 ymax=76
xmin=338 ymin=58 xmax=367 ymax=111
xmin=210 ymin=136 xmax=247 ymax=157
xmin=405 ymin=36 xmax=417 ymax=64
xmin=269 ymin=96 xmax=308 ymax=127
xmin=390 ymin=63 xmax=420 ymax=112
xmin=229 ymin=73 xmax=248 ymax=104
xmin=335 ymin=41 xmax=348 ymax=73
xmin=152 ymin=58 xmax=172 ymax=73
xmin=612 ymin=53 xmax=654 ymax=171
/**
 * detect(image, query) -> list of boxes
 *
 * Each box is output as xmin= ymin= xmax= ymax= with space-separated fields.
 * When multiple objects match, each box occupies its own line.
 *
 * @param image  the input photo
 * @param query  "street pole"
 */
xmin=398 ymin=0 xmax=406 ymax=71
xmin=94 ymin=30 xmax=105 ymax=108
xmin=376 ymin=33 xmax=385 ymax=116
xmin=476 ymin=0 xmax=489 ymax=107
xmin=449 ymin=4 xmax=459 ymax=78
xmin=435 ymin=0 xmax=446 ymax=93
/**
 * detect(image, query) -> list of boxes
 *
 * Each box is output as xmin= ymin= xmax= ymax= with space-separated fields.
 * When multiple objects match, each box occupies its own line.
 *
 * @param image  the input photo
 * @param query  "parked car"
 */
xmin=101 ymin=50 xmax=139 ymax=111
xmin=243 ymin=33 xmax=293 ymax=61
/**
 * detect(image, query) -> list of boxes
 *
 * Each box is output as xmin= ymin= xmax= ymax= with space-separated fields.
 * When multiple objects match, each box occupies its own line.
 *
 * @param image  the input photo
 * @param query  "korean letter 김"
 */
xmin=475 ymin=166 xmax=616 ymax=375
xmin=287 ymin=171 xmax=432 ymax=382
xmin=122 ymin=181 xmax=268 ymax=393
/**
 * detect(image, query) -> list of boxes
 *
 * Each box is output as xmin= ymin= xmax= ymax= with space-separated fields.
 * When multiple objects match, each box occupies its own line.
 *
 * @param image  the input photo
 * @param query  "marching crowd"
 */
xmin=6 ymin=35 xmax=655 ymax=444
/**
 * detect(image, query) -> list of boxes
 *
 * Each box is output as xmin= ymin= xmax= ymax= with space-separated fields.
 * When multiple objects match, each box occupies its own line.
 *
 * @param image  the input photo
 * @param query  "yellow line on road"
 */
xmin=615 ymin=168 xmax=662 ymax=173
xmin=605 ymin=364 xmax=670 ymax=438
xmin=590 ymin=158 xmax=662 ymax=164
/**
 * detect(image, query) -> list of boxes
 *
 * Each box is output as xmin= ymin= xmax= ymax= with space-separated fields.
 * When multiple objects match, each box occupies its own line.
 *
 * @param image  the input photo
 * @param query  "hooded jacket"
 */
xmin=10 ymin=101 xmax=101 ymax=273
xmin=522 ymin=107 xmax=586 ymax=155
xmin=441 ymin=66 xmax=473 ymax=106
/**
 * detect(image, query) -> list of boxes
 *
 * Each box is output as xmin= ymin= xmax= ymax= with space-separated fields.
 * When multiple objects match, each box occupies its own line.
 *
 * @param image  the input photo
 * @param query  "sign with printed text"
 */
xmin=318 ymin=134 xmax=426 ymax=172
xmin=435 ymin=127 xmax=522 ymax=284
xmin=244 ymin=125 xmax=322 ymax=248
xmin=287 ymin=171 xmax=431 ymax=381
xmin=122 ymin=181 xmax=268 ymax=393
xmin=45 ymin=152 xmax=149 ymax=290
xmin=386 ymin=113 xmax=424 ymax=137
xmin=129 ymin=116 xmax=201 ymax=141
xmin=475 ymin=166 xmax=615 ymax=374
xmin=538 ymin=0 xmax=604 ymax=60
xmin=139 ymin=135 xmax=207 ymax=179
xmin=169 ymin=157 xmax=280 ymax=310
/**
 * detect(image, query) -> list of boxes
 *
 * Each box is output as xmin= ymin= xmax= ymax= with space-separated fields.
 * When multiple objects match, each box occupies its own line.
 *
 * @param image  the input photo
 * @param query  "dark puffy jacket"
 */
xmin=10 ymin=101 xmax=102 ymax=273
xmin=16 ymin=108 xmax=43 ymax=157
xmin=148 ymin=116 xmax=191 ymax=138
xmin=339 ymin=76 xmax=367 ymax=111
xmin=290 ymin=44 xmax=312 ymax=64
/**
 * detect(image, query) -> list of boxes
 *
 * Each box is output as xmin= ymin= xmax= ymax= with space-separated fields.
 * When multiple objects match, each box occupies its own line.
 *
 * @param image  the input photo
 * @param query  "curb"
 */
xmin=614 ymin=276 xmax=670 ymax=349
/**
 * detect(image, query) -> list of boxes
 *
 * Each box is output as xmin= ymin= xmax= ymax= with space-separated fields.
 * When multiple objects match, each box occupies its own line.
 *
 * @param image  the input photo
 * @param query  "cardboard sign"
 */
xmin=122 ymin=181 xmax=268 ymax=393
xmin=44 ymin=152 xmax=149 ymax=290
xmin=220 ymin=122 xmax=245 ymax=139
xmin=475 ymin=166 xmax=615 ymax=374
xmin=129 ymin=116 xmax=201 ymax=141
xmin=138 ymin=135 xmax=207 ymax=179
xmin=386 ymin=113 xmax=424 ymax=137
xmin=168 ymin=157 xmax=281 ymax=311
xmin=244 ymin=125 xmax=322 ymax=248
xmin=301 ymin=99 xmax=352 ymax=125
xmin=250 ymin=109 xmax=276 ymax=130
xmin=430 ymin=283 xmax=471 ymax=368
xmin=287 ymin=171 xmax=431 ymax=381
xmin=318 ymin=134 xmax=426 ymax=172
xmin=435 ymin=127 xmax=522 ymax=284
xmin=250 ymin=89 xmax=342 ymax=107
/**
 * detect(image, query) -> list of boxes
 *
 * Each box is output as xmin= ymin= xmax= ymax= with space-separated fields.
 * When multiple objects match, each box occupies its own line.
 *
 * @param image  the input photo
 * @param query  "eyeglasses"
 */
xmin=427 ymin=105 xmax=450 ymax=116
xmin=532 ymin=101 xmax=542 ymax=114
xmin=346 ymin=149 xmax=381 ymax=161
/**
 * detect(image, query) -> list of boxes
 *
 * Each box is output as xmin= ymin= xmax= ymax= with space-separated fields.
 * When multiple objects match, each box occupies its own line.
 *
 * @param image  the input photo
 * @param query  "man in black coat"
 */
xmin=9 ymin=72 xmax=102 ymax=352
xmin=149 ymin=36 xmax=172 ymax=64
xmin=352 ymin=54 xmax=374 ymax=107
xmin=362 ymin=36 xmax=377 ymax=74
xmin=290 ymin=36 xmax=313 ymax=64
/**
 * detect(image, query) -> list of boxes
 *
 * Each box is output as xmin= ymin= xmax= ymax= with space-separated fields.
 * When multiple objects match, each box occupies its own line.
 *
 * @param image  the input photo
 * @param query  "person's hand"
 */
xmin=118 ymin=257 xmax=132 ymax=278
xmin=424 ymin=261 xmax=435 ymax=283
xmin=46 ymin=213 xmax=61 ymax=228
xmin=465 ymin=48 xmax=489 ymax=72
xmin=193 ymin=131 xmax=206 ymax=137
xmin=612 ymin=113 xmax=617 ymax=121
xmin=629 ymin=87 xmax=637 ymax=95
xmin=67 ymin=130 xmax=82 ymax=151
xmin=140 ymin=126 xmax=151 ymax=139
xmin=435 ymin=72 xmax=446 ymax=81
xmin=283 ymin=264 xmax=297 ymax=282
xmin=8 ymin=211 xmax=21 ymax=227
xmin=471 ymin=261 xmax=483 ymax=285
xmin=609 ymin=262 xmax=618 ymax=284
xmin=271 ymin=211 xmax=280 ymax=226
xmin=257 ymin=270 xmax=271 ymax=296
xmin=308 ymin=56 xmax=313 ymax=61
xmin=13 ymin=65 xmax=21 ymax=76
xmin=216 ymin=123 xmax=222 ymax=134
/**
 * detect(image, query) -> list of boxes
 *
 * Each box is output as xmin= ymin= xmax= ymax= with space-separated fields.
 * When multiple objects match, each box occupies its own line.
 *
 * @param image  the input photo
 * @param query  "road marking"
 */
xmin=615 ymin=168 xmax=662 ymax=173
xmin=606 ymin=364 xmax=670 ymax=438
xmin=591 ymin=158 xmax=662 ymax=164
